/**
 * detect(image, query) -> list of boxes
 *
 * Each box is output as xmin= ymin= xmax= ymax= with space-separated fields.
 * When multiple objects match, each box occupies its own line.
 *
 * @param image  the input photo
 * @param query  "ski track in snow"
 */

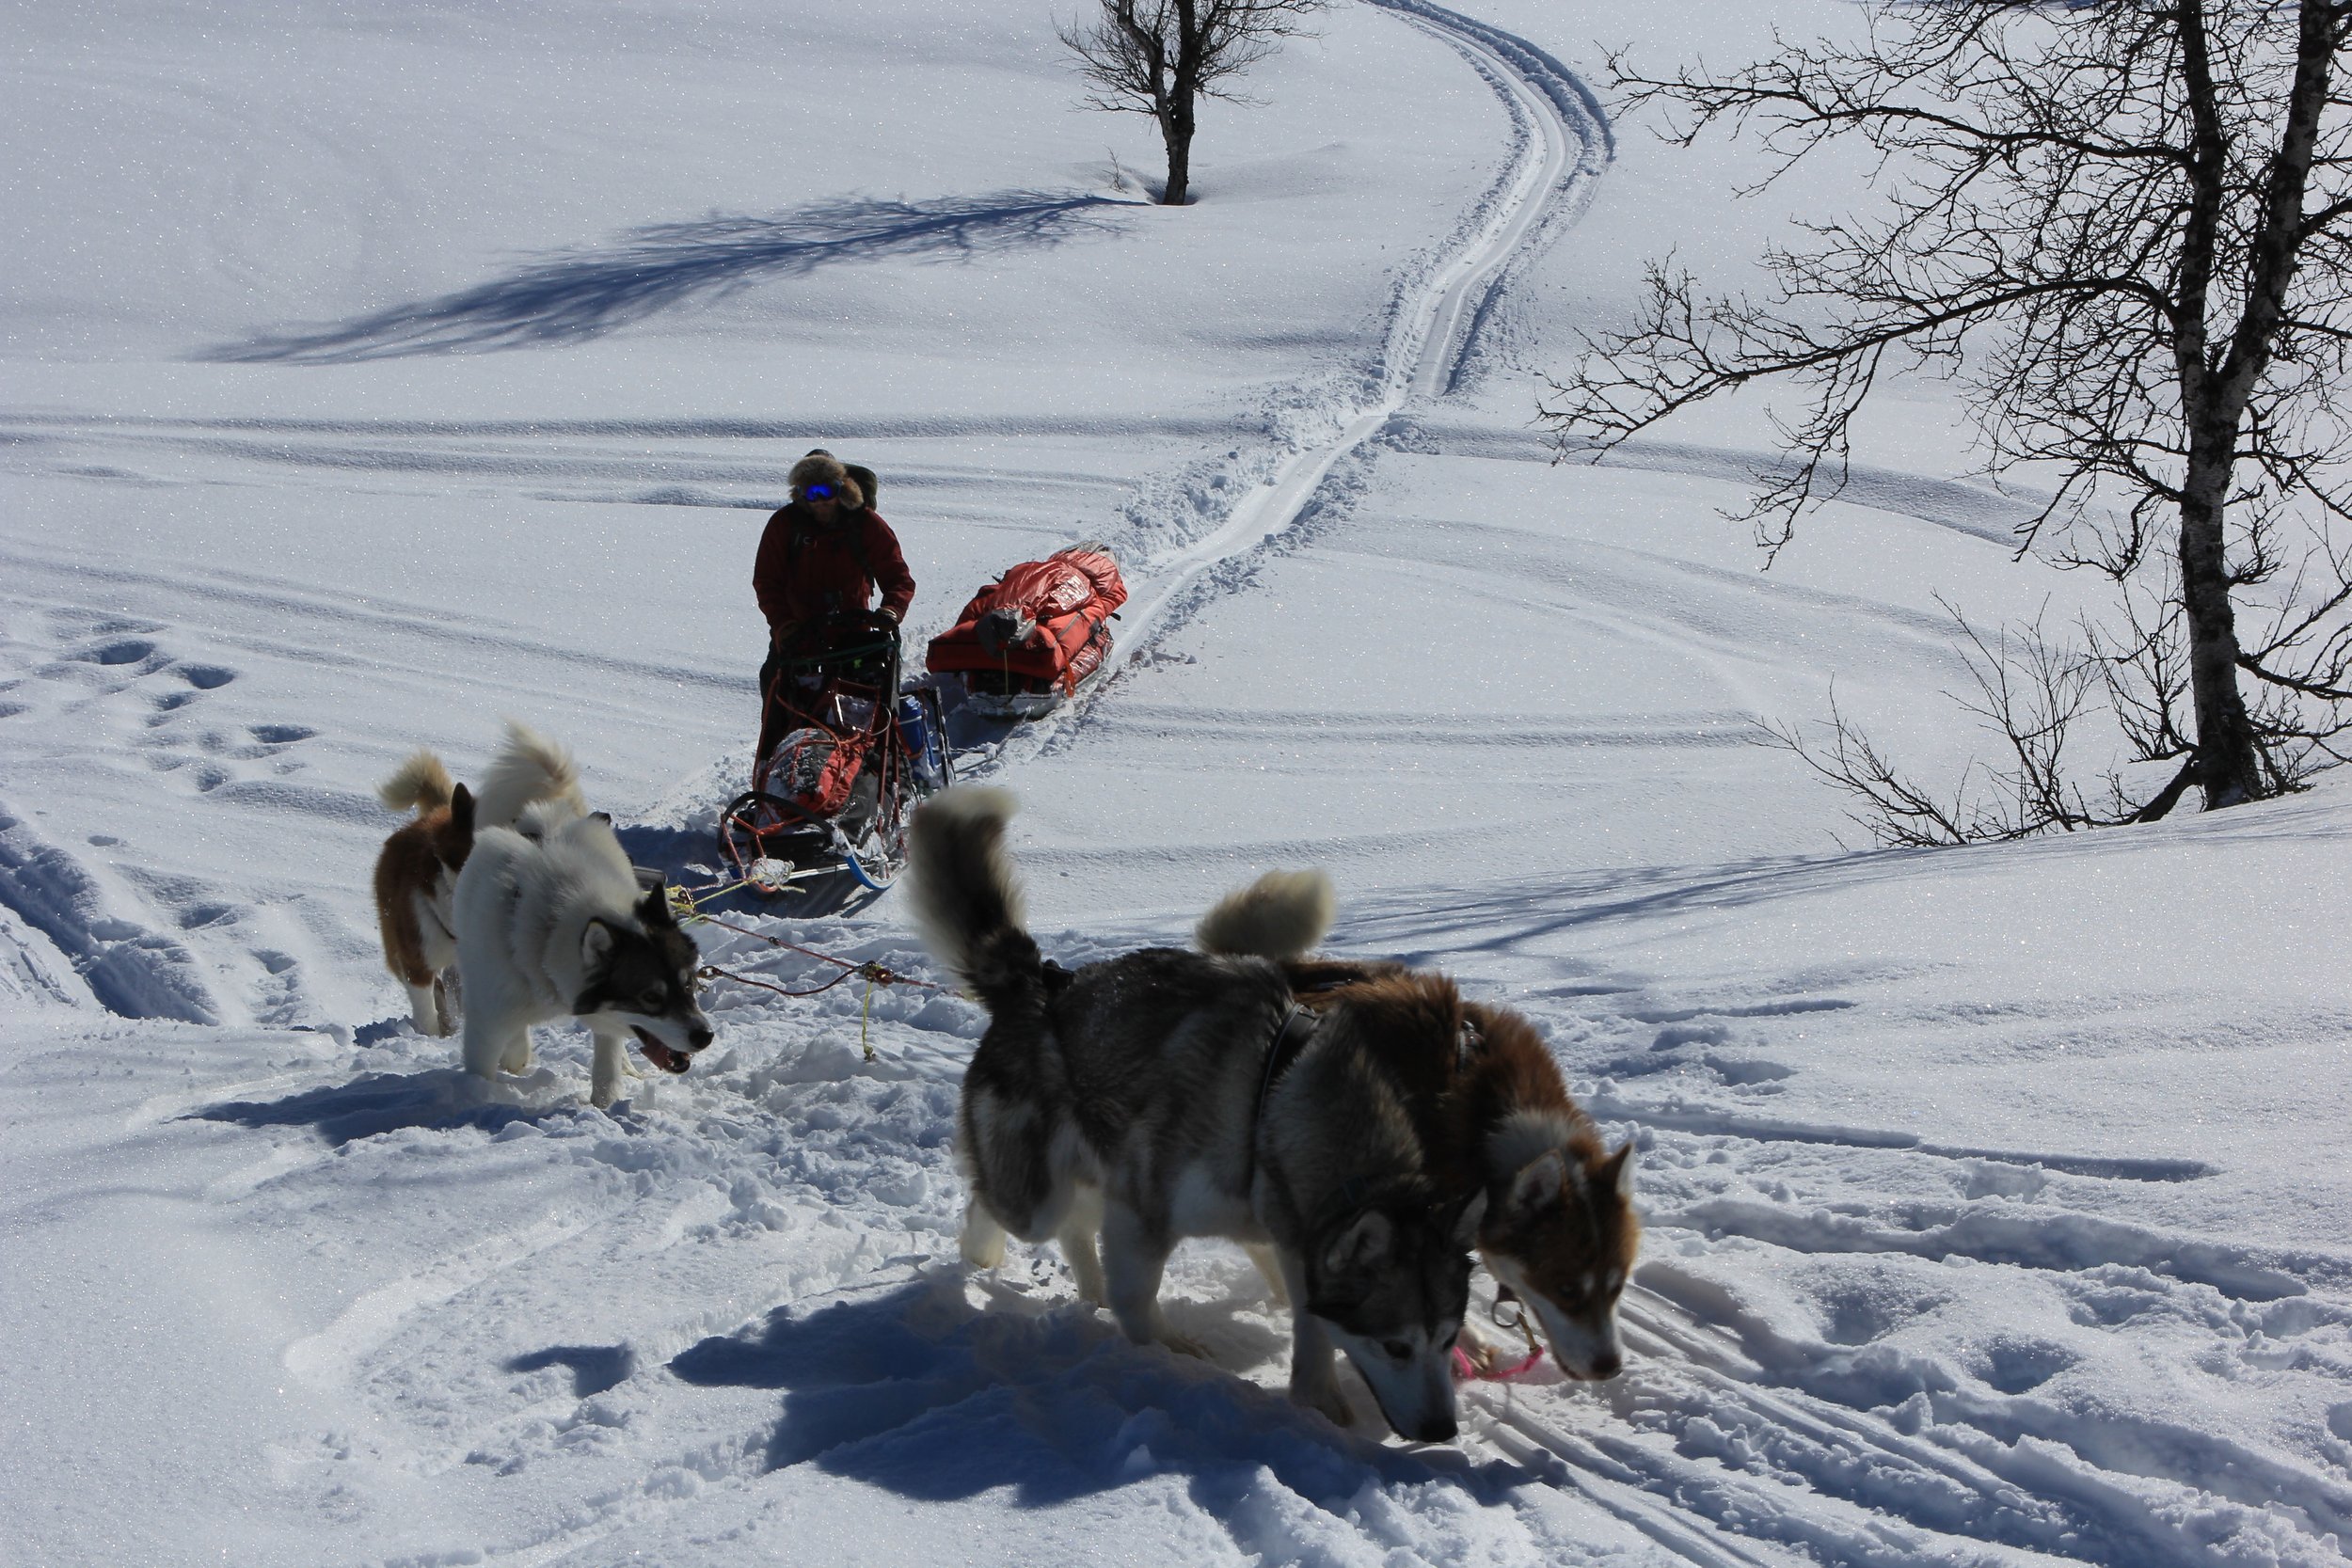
xmin=7 ymin=7 xmax=2352 ymax=1567
xmin=959 ymin=0 xmax=1608 ymax=780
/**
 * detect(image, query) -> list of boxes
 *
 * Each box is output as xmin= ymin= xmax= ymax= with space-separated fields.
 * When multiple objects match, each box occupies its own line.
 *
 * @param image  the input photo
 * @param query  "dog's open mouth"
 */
xmin=632 ymin=1029 xmax=693 ymax=1074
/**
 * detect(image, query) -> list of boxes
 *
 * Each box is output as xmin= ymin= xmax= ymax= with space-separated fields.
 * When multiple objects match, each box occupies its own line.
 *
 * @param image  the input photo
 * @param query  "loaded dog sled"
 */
xmin=926 ymin=543 xmax=1126 ymax=718
xmin=719 ymin=610 xmax=953 ymax=894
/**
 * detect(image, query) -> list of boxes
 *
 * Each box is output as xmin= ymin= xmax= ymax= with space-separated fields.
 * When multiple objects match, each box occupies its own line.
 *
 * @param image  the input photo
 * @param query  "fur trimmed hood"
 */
xmin=789 ymin=451 xmax=865 ymax=510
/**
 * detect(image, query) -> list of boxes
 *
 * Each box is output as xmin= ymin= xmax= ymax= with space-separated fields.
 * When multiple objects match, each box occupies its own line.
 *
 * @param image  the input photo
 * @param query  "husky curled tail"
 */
xmin=473 ymin=719 xmax=587 ymax=832
xmin=1198 ymin=863 xmax=1642 ymax=1385
xmin=1195 ymin=869 xmax=1334 ymax=961
xmin=379 ymin=750 xmax=456 ymax=816
xmin=908 ymin=786 xmax=1044 ymax=1019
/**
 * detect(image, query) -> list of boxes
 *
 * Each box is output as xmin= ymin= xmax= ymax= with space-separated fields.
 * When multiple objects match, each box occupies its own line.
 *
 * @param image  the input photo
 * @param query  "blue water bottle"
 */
xmin=898 ymin=695 xmax=945 ymax=788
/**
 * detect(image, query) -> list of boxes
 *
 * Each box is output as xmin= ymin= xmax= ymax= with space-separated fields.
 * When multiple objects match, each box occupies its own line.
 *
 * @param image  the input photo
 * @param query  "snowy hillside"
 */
xmin=4 ymin=2 xmax=2348 ymax=1565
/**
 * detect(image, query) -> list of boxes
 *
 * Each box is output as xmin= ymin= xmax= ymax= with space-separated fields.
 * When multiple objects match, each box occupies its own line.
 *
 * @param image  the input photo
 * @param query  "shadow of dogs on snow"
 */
xmin=203 ymin=190 xmax=1132 ymax=363
xmin=187 ymin=1068 xmax=562 ymax=1147
xmin=667 ymin=1274 xmax=1549 ymax=1513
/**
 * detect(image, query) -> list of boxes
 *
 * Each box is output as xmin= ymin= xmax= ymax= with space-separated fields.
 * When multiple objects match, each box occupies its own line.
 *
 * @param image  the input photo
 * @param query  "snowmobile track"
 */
xmin=963 ymin=0 xmax=1608 ymax=775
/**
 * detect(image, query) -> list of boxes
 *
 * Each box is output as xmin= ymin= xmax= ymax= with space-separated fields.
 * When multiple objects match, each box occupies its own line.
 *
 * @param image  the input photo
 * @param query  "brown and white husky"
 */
xmin=1198 ymin=872 xmax=1642 ymax=1382
xmin=373 ymin=752 xmax=477 ymax=1037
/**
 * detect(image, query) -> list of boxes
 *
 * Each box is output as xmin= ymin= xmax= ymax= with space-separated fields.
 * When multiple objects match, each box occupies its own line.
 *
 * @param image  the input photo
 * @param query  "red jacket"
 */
xmin=752 ymin=504 xmax=915 ymax=641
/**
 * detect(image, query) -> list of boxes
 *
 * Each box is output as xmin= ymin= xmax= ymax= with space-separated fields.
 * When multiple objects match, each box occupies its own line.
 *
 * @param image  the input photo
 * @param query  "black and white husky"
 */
xmin=909 ymin=787 xmax=1478 ymax=1442
xmin=451 ymin=746 xmax=712 ymax=1109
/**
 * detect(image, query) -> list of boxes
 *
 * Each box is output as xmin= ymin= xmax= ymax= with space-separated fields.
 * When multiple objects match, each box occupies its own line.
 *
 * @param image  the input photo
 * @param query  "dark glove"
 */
xmin=976 ymin=607 xmax=1034 ymax=656
xmin=876 ymin=607 xmax=900 ymax=627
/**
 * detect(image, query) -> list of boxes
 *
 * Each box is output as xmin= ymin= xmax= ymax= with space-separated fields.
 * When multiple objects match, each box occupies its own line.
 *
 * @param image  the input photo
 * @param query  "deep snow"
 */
xmin=4 ymin=2 xmax=2348 ymax=1565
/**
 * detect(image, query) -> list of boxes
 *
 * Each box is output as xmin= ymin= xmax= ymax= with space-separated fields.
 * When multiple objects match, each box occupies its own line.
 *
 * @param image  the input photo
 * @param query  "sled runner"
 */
xmin=718 ymin=611 xmax=953 ymax=894
xmin=926 ymin=543 xmax=1126 ymax=718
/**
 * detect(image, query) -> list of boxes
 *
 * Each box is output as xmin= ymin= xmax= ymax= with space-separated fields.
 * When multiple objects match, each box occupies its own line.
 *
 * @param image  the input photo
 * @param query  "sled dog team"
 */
xmin=376 ymin=730 xmax=1637 ymax=1442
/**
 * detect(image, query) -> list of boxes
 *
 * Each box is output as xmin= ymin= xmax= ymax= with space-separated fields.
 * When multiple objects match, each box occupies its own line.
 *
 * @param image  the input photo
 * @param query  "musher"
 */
xmin=752 ymin=450 xmax=916 ymax=761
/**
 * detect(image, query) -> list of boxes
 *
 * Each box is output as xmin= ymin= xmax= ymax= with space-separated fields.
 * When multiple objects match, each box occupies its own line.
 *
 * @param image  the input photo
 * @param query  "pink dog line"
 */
xmin=1453 ymin=1344 xmax=1545 ymax=1382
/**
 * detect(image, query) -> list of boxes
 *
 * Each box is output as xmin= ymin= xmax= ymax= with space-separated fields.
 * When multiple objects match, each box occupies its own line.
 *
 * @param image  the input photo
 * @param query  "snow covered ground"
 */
xmin=5 ymin=2 xmax=2349 ymax=1564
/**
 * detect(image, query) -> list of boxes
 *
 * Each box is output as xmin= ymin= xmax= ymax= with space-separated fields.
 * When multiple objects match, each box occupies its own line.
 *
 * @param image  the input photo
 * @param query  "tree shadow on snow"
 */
xmin=1338 ymin=848 xmax=1918 ymax=969
xmin=202 ymin=190 xmax=1133 ymax=363
xmin=668 ymin=1272 xmax=1548 ymax=1515
xmin=186 ymin=1067 xmax=566 ymax=1147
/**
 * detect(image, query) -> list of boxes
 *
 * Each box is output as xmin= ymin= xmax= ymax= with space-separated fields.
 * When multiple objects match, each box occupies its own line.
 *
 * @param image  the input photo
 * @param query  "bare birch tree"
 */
xmin=1541 ymin=1 xmax=2352 ymax=824
xmin=1060 ymin=0 xmax=1326 ymax=205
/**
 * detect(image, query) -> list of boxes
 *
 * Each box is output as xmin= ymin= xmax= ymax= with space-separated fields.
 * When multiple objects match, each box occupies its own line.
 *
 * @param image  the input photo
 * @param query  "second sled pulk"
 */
xmin=925 ymin=542 xmax=1127 ymax=718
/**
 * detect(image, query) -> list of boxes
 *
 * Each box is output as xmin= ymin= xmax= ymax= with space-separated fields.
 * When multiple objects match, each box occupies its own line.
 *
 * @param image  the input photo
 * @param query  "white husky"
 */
xmin=451 ymin=759 xmax=712 ymax=1108
xmin=372 ymin=721 xmax=591 ymax=1038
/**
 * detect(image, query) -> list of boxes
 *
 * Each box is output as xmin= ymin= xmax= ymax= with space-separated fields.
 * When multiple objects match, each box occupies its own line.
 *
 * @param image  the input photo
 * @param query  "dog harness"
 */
xmin=1254 ymin=1001 xmax=1320 ymax=1121
xmin=1251 ymin=1000 xmax=1416 ymax=1228
xmin=1244 ymin=1002 xmax=1321 ymax=1205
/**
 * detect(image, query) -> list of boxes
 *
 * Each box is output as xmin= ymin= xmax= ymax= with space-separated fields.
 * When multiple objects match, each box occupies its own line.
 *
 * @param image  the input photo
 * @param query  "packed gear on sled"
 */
xmin=925 ymin=543 xmax=1126 ymax=717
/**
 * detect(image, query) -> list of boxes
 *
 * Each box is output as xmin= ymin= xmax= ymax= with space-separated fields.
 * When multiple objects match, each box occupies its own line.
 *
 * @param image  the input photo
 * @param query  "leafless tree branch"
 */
xmin=1549 ymin=1 xmax=2352 ymax=828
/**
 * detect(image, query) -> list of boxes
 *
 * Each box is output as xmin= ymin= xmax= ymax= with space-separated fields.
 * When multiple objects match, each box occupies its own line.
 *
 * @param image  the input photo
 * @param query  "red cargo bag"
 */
xmin=926 ymin=544 xmax=1126 ymax=695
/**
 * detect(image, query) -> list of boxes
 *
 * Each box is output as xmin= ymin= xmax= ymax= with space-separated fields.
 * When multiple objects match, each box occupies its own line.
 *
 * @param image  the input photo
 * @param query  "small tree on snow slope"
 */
xmin=1540 ymin=1 xmax=2352 ymax=832
xmin=1061 ymin=0 xmax=1326 ymax=205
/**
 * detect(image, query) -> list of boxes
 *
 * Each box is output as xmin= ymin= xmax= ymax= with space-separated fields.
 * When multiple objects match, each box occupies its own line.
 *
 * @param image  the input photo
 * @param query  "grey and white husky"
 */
xmin=451 ymin=783 xmax=712 ymax=1109
xmin=909 ymin=787 xmax=1479 ymax=1442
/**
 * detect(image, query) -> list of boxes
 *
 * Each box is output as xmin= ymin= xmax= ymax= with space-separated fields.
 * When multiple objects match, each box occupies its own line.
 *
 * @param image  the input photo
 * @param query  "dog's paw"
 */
xmin=1159 ymin=1328 xmax=1210 ymax=1361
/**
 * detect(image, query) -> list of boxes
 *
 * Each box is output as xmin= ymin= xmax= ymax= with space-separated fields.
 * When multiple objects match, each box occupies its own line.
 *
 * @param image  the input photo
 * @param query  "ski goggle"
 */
xmin=802 ymin=483 xmax=837 ymax=500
